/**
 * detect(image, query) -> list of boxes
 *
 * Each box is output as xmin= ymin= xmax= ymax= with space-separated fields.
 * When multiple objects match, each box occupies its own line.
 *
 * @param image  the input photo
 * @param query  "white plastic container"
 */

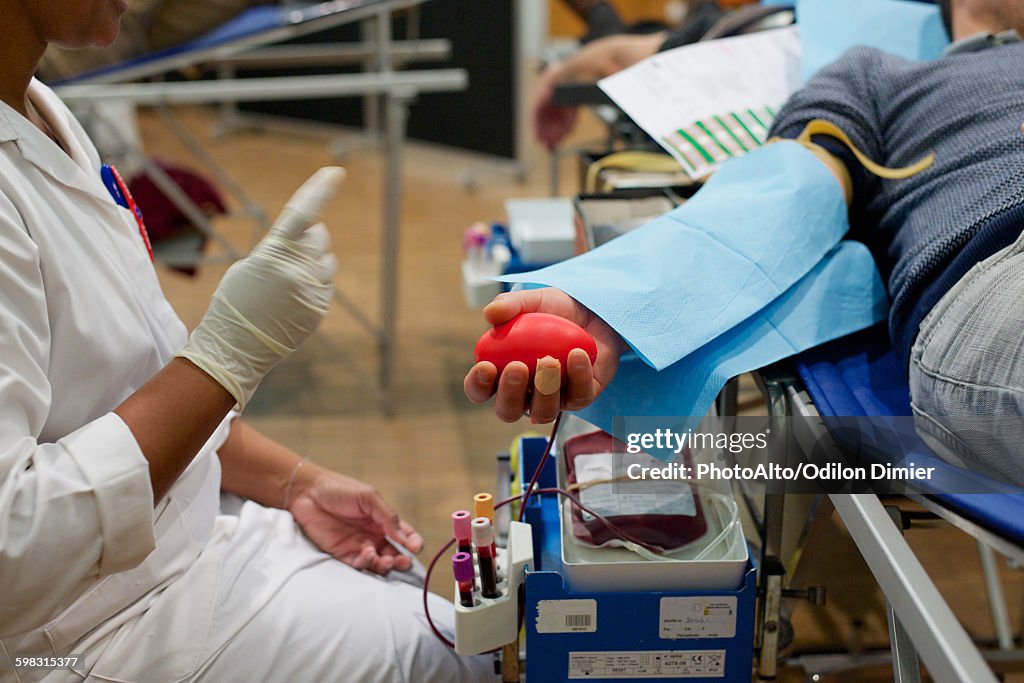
xmin=554 ymin=415 xmax=749 ymax=593
xmin=454 ymin=521 xmax=533 ymax=655
xmin=461 ymin=259 xmax=504 ymax=308
xmin=505 ymin=198 xmax=576 ymax=264
xmin=558 ymin=493 xmax=749 ymax=593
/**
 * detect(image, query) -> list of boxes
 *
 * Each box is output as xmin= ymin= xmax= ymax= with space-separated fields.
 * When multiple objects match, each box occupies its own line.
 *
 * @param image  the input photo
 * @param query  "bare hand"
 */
xmin=464 ymin=289 xmax=625 ymax=423
xmin=288 ymin=468 xmax=423 ymax=575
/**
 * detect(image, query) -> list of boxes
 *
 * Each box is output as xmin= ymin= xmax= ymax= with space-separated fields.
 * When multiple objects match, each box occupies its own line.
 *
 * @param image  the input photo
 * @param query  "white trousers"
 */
xmin=45 ymin=502 xmax=496 ymax=683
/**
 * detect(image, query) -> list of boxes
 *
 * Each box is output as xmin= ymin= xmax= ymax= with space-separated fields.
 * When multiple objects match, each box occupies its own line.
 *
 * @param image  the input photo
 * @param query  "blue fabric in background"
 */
xmin=499 ymin=143 xmax=888 ymax=457
xmin=500 ymin=143 xmax=850 ymax=371
xmin=578 ymin=241 xmax=887 ymax=450
xmin=797 ymin=0 xmax=948 ymax=80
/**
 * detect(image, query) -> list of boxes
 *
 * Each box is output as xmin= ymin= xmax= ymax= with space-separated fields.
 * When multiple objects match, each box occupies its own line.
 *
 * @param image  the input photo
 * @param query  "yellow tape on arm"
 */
xmin=796 ymin=119 xmax=935 ymax=180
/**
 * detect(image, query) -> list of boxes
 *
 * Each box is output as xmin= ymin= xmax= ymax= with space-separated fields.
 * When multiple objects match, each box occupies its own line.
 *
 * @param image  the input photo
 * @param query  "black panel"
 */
xmin=239 ymin=0 xmax=517 ymax=159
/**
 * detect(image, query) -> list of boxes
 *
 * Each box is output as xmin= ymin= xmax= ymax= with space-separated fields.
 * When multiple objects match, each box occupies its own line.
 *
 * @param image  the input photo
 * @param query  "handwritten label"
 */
xmin=659 ymin=597 xmax=737 ymax=639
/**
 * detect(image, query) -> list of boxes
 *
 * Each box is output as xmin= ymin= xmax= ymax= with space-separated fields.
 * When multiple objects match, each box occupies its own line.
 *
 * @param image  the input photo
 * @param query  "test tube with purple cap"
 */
xmin=452 ymin=552 xmax=476 ymax=607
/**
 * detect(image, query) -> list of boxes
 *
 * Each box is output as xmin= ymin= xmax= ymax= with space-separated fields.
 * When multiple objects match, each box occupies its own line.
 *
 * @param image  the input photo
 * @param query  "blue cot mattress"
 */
xmin=52 ymin=0 xmax=386 ymax=86
xmin=794 ymin=324 xmax=1024 ymax=544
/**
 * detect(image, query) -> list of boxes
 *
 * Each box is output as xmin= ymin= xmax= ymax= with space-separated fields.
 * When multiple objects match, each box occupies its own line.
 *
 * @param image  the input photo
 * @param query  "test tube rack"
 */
xmin=453 ymin=520 xmax=533 ymax=655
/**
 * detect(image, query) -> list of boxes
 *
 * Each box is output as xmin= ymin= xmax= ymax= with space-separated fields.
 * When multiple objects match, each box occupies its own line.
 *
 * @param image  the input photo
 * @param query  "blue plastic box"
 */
xmin=517 ymin=436 xmax=756 ymax=682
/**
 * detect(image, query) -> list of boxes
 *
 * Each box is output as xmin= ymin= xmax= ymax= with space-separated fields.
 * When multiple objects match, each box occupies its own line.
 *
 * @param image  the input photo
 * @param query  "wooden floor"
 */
xmin=142 ymin=106 xmax=1024 ymax=682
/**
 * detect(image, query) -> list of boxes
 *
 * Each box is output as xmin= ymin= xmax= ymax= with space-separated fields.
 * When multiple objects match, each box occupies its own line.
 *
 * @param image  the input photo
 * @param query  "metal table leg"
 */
xmin=758 ymin=493 xmax=787 ymax=680
xmin=756 ymin=369 xmax=792 ymax=680
xmin=379 ymin=88 xmax=411 ymax=415
xmin=978 ymin=540 xmax=1015 ymax=651
xmin=884 ymin=505 xmax=923 ymax=683
xmin=831 ymin=494 xmax=998 ymax=683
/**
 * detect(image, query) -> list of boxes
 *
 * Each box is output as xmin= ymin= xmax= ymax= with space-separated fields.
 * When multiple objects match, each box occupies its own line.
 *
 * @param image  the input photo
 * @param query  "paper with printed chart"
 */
xmin=598 ymin=26 xmax=802 ymax=179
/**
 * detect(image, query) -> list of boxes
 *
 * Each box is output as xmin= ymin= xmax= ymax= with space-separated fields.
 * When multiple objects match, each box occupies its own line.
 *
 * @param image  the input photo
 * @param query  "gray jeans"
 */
xmin=909 ymin=232 xmax=1024 ymax=485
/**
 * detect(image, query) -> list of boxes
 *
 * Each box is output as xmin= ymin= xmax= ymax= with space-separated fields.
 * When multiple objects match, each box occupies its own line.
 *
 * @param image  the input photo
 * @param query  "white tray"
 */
xmin=558 ymin=479 xmax=748 ymax=593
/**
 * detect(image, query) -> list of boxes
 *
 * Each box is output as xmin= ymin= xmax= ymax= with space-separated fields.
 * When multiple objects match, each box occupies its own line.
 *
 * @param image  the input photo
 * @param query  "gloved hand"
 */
xmin=176 ymin=167 xmax=345 ymax=409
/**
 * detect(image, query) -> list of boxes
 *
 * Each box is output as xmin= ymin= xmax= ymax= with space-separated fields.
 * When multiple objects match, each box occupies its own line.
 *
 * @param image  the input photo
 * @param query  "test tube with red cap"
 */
xmin=472 ymin=517 xmax=500 ymax=599
xmin=451 ymin=510 xmax=473 ymax=555
xmin=452 ymin=552 xmax=475 ymax=607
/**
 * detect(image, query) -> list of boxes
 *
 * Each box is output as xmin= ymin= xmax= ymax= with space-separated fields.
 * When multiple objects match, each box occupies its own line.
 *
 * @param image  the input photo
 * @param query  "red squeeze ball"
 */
xmin=474 ymin=313 xmax=598 ymax=381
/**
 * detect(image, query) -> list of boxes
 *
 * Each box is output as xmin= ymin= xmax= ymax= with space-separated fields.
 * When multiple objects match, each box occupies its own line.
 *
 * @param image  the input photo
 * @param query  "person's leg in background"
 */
xmin=909 ymin=232 xmax=1024 ymax=485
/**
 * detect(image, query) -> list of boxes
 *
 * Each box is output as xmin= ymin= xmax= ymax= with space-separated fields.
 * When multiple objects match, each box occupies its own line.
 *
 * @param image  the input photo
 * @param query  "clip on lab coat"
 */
xmin=101 ymin=163 xmax=154 ymax=262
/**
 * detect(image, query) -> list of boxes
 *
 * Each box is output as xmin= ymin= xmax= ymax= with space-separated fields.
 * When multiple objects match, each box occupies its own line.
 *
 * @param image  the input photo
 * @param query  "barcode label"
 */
xmin=566 ymin=614 xmax=592 ymax=628
xmin=537 ymin=599 xmax=598 ymax=633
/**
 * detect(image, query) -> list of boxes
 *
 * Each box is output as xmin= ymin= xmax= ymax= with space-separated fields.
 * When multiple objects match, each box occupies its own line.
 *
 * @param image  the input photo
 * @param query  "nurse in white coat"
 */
xmin=0 ymin=2 xmax=495 ymax=681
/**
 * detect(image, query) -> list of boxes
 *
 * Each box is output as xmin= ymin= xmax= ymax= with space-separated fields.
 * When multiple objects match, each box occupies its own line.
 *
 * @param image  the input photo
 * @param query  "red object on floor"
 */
xmin=128 ymin=160 xmax=227 ymax=276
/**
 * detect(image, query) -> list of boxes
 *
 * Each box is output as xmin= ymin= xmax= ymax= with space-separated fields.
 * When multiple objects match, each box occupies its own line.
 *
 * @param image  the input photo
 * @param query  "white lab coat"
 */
xmin=0 ymin=81 xmax=494 ymax=683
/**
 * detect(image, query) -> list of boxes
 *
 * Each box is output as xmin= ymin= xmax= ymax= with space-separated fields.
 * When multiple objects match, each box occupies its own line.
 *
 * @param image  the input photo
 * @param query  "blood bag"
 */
xmin=563 ymin=430 xmax=708 ymax=551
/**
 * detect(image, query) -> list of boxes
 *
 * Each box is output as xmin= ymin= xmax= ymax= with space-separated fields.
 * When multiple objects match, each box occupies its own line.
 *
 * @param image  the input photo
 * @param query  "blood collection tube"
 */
xmin=472 ymin=517 xmax=500 ymax=599
xmin=452 ymin=510 xmax=473 ymax=555
xmin=473 ymin=493 xmax=497 ymax=557
xmin=452 ymin=552 xmax=475 ymax=607
xmin=473 ymin=492 xmax=494 ymax=522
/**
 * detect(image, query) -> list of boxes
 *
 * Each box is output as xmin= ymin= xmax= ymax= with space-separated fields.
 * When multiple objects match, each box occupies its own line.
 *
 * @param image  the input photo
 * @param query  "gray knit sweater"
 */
xmin=770 ymin=43 xmax=1024 ymax=368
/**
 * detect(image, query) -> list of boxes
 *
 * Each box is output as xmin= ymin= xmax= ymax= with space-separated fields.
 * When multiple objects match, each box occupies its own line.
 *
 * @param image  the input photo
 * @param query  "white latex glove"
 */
xmin=176 ymin=167 xmax=344 ymax=409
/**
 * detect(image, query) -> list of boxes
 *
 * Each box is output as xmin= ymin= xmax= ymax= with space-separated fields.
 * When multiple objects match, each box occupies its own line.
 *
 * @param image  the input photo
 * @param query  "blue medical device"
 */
xmin=516 ymin=436 xmax=756 ymax=682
